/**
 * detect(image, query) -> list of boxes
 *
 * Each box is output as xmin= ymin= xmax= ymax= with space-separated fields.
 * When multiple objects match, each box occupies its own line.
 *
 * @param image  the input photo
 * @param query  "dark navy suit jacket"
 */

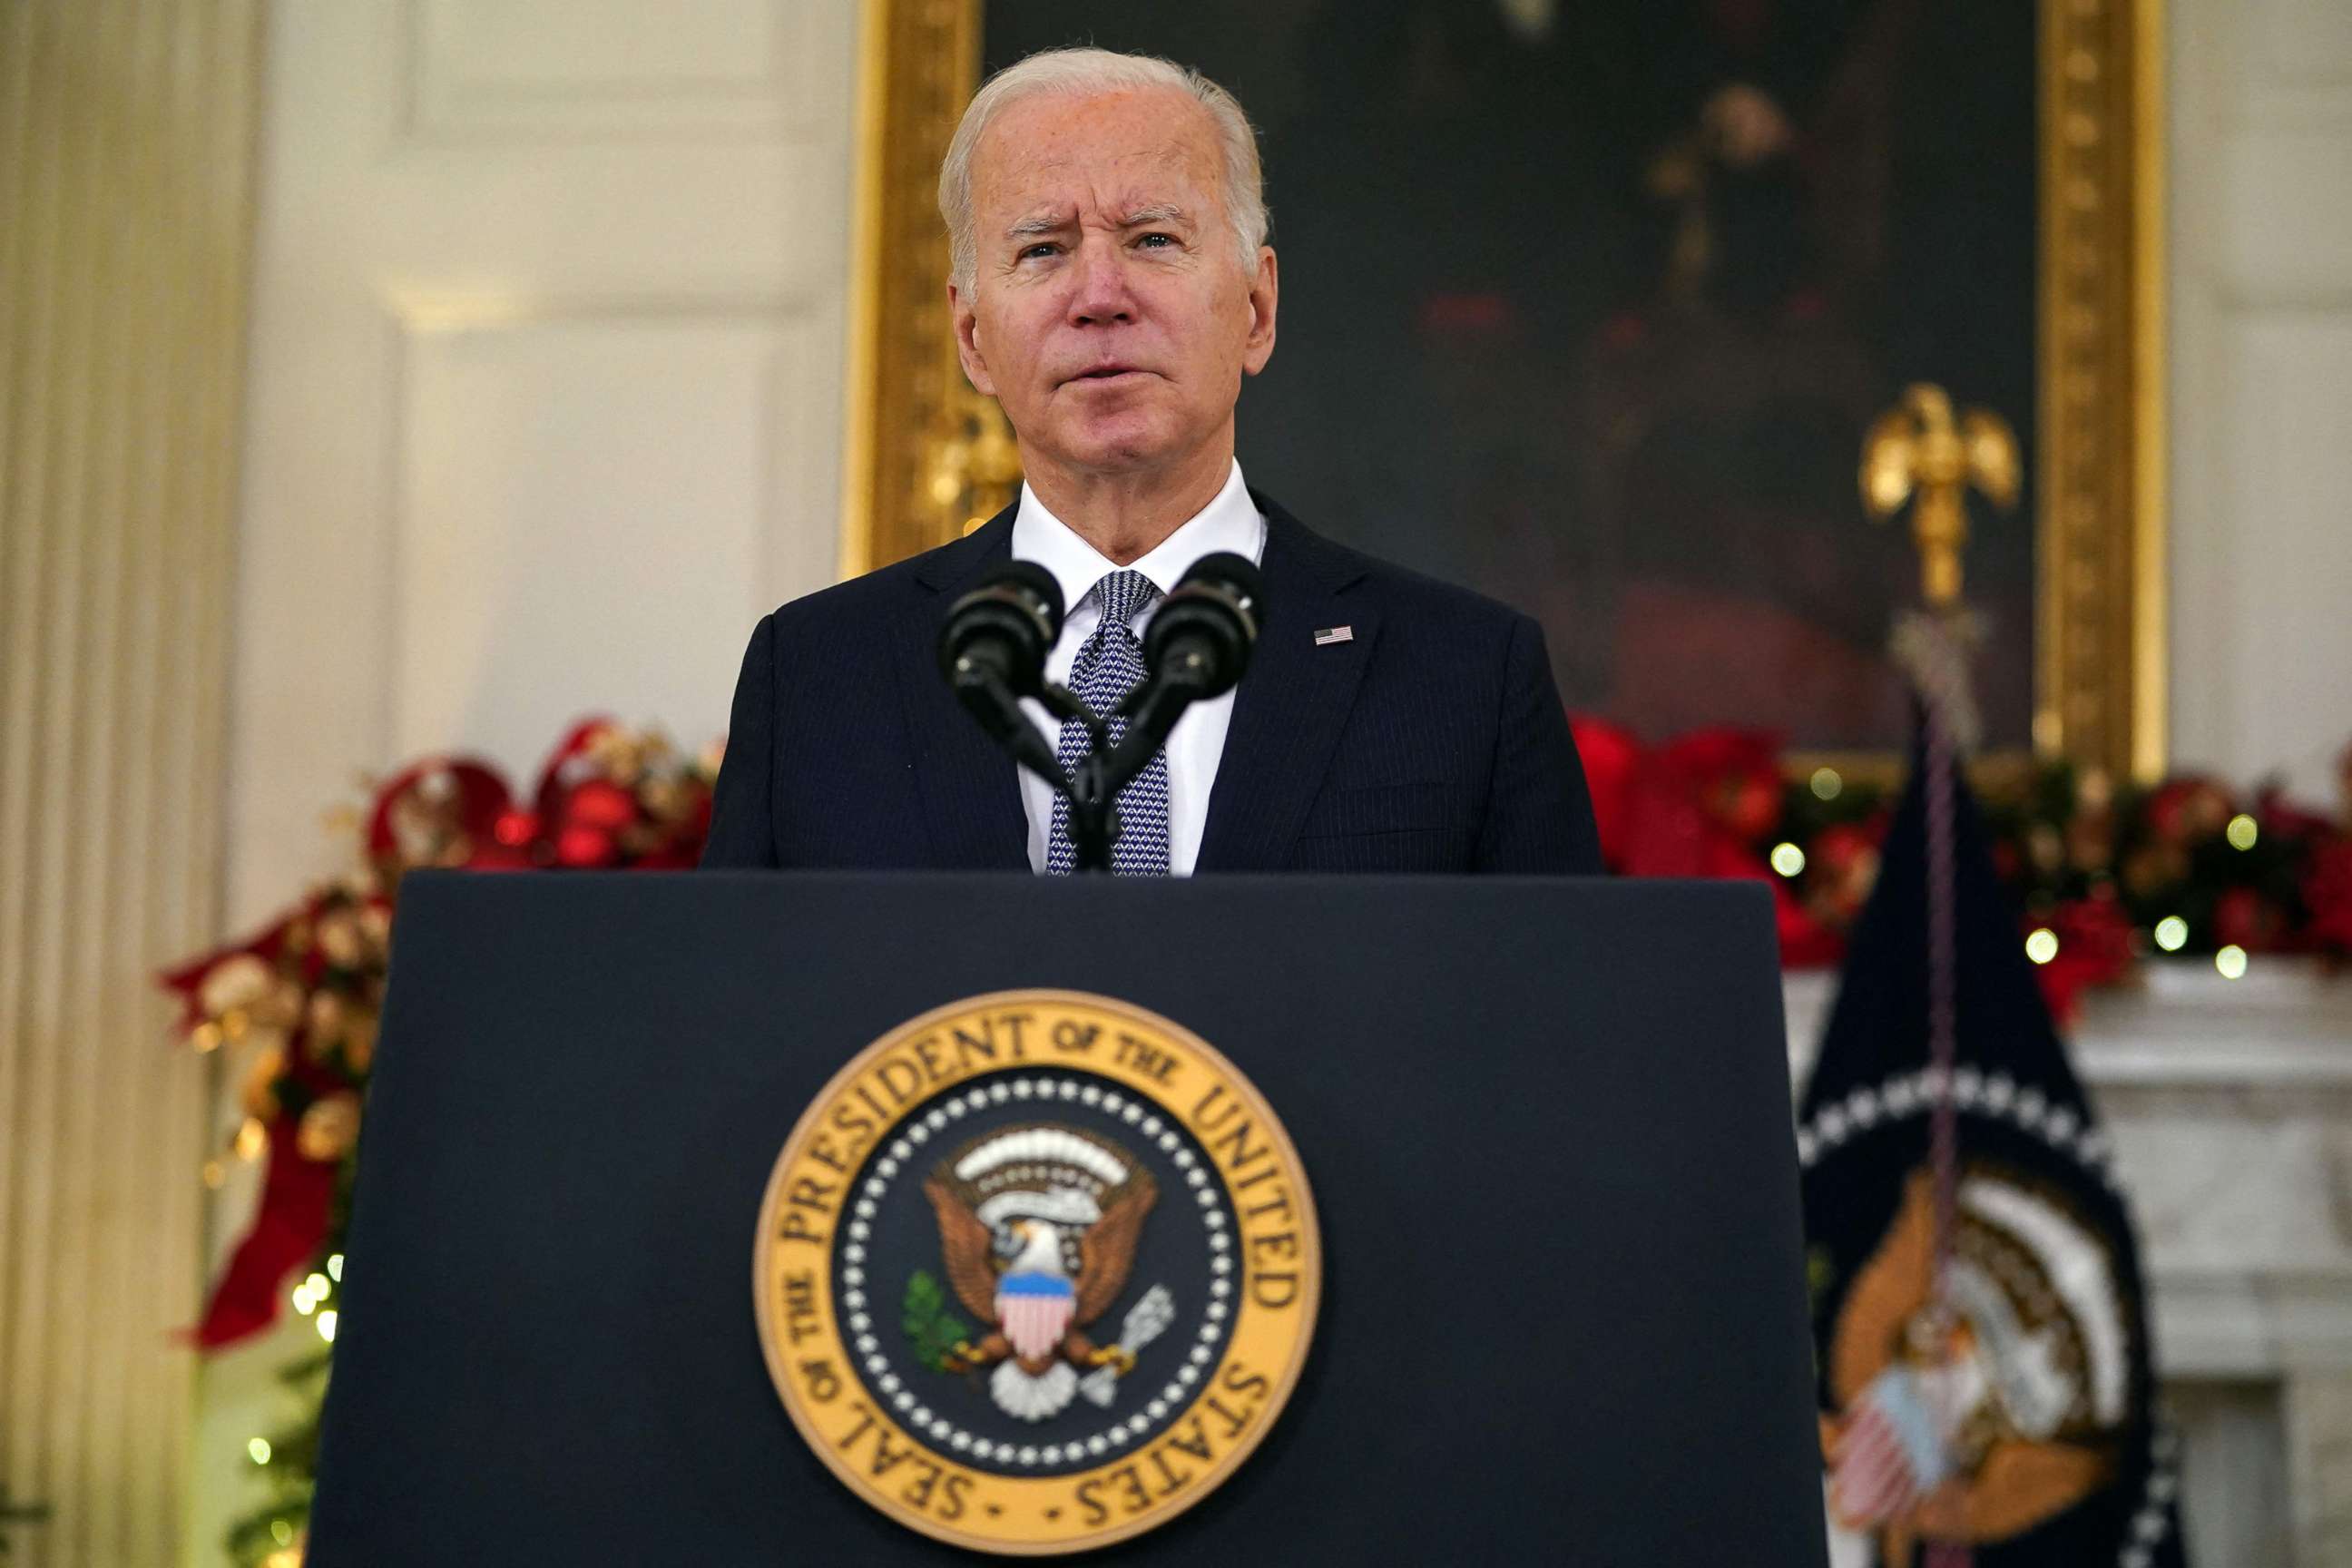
xmin=700 ymin=492 xmax=1602 ymax=875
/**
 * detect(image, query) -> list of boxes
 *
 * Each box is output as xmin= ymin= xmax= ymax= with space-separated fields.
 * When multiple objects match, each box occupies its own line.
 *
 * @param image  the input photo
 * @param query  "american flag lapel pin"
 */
xmin=1313 ymin=625 xmax=1354 ymax=647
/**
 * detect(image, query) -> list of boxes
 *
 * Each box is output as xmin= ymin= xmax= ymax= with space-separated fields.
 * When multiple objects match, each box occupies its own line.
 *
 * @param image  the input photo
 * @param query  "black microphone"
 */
xmin=937 ymin=560 xmax=1063 ymax=698
xmin=937 ymin=562 xmax=1065 ymax=782
xmin=1103 ymin=553 xmax=1266 ymax=785
xmin=1140 ymin=551 xmax=1263 ymax=702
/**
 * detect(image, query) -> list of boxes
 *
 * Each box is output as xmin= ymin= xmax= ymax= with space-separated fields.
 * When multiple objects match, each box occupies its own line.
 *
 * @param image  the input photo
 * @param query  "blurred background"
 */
xmin=3 ymin=0 xmax=2350 ymax=1563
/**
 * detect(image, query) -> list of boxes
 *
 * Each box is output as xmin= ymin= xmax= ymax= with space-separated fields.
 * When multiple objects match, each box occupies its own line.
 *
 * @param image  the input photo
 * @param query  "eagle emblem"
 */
xmin=1821 ymin=1164 xmax=2128 ymax=1564
xmin=918 ymin=1123 xmax=1174 ymax=1423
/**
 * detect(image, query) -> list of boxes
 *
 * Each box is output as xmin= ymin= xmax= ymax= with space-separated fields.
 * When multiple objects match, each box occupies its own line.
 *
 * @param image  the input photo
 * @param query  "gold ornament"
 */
xmin=585 ymin=725 xmax=647 ymax=786
xmin=241 ymin=1047 xmax=288 ymax=1121
xmin=296 ymin=1093 xmax=363 ymax=1162
xmin=315 ymin=908 xmax=364 ymax=968
xmin=639 ymin=777 xmax=685 ymax=823
xmin=1860 ymin=383 xmax=2020 ymax=610
xmin=238 ymin=1023 xmax=291 ymax=1063
xmin=200 ymin=954 xmax=273 ymax=1017
xmin=340 ymin=1013 xmax=379 ymax=1075
xmin=234 ymin=1116 xmax=270 ymax=1161
xmin=305 ymin=990 xmax=347 ymax=1052
xmin=259 ymin=976 xmax=307 ymax=1029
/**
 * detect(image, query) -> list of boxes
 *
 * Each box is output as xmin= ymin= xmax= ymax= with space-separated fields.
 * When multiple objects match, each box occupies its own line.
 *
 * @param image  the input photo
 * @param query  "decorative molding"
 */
xmin=2039 ymin=0 xmax=2169 ymax=782
xmin=1785 ymin=960 xmax=2352 ymax=1086
xmin=399 ymin=0 xmax=822 ymax=145
xmin=2154 ymin=1268 xmax=2352 ymax=1377
xmin=838 ymin=0 xmax=987 ymax=578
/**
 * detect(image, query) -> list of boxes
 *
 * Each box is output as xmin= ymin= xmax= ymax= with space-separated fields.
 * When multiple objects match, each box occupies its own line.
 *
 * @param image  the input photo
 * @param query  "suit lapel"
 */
xmin=892 ymin=508 xmax=1031 ymax=870
xmin=1195 ymin=495 xmax=1377 ymax=872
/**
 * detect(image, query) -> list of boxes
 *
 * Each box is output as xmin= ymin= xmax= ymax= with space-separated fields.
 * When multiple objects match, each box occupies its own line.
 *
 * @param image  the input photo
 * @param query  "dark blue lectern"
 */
xmin=309 ymin=873 xmax=1826 ymax=1566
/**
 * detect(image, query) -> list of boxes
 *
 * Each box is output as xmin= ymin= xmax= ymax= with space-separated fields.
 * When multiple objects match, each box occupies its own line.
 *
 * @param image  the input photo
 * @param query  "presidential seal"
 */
xmin=751 ymin=990 xmax=1320 ymax=1555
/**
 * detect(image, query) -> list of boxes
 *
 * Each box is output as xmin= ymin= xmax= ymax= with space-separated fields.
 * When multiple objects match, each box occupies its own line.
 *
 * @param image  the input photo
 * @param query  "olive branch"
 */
xmin=902 ymin=1269 xmax=971 ymax=1371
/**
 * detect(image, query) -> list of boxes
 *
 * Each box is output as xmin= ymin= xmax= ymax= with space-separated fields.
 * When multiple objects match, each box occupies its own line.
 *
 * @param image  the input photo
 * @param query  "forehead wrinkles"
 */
xmin=985 ymin=142 xmax=1211 ymax=220
xmin=974 ymin=94 xmax=1225 ymax=219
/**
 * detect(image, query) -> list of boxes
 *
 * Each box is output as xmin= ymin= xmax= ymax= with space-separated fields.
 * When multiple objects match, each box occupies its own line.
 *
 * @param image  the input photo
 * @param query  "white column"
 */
xmin=0 ymin=3 xmax=262 ymax=1565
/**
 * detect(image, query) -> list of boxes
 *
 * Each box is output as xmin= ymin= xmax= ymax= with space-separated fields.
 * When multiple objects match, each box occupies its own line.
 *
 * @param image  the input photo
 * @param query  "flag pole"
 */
xmin=1862 ymin=382 xmax=2015 ymax=1568
xmin=1921 ymin=627 xmax=1969 ymax=1568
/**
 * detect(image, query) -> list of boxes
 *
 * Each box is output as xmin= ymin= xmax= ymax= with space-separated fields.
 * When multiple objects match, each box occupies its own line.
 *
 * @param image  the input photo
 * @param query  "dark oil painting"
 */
xmin=982 ymin=0 xmax=2039 ymax=752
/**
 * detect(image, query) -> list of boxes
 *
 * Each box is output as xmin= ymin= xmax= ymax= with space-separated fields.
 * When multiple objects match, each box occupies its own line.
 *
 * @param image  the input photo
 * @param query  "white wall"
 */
xmin=2169 ymin=0 xmax=2352 ymax=800
xmin=223 ymin=0 xmax=857 ymax=928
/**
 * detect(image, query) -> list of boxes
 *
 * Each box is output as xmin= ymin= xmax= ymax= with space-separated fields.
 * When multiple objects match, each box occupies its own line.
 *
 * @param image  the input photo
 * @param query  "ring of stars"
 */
xmin=838 ymin=1072 xmax=1237 ymax=1472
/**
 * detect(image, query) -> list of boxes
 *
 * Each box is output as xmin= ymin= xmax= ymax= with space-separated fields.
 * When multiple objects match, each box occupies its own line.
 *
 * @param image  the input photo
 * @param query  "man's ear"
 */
xmin=1241 ymin=247 xmax=1279 ymax=377
xmin=951 ymin=283 xmax=997 ymax=397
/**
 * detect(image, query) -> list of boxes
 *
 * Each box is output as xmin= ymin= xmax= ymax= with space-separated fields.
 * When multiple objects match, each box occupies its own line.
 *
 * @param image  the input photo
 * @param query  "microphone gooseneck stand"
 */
xmin=1036 ymin=680 xmax=1122 ymax=873
xmin=966 ymin=654 xmax=1210 ymax=873
xmin=940 ymin=553 xmax=1264 ymax=875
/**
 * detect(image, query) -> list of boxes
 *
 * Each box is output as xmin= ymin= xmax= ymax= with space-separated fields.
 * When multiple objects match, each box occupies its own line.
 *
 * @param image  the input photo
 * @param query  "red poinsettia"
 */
xmin=1569 ymin=718 xmax=1786 ymax=876
xmin=2030 ymin=893 xmax=2136 ymax=1026
xmin=2212 ymin=887 xmax=2288 ymax=953
xmin=2304 ymin=840 xmax=2352 ymax=954
xmin=1571 ymin=716 xmax=1842 ymax=961
xmin=1806 ymin=817 xmax=1889 ymax=928
xmin=2141 ymin=775 xmax=2236 ymax=846
xmin=1572 ymin=713 xmax=2352 ymax=988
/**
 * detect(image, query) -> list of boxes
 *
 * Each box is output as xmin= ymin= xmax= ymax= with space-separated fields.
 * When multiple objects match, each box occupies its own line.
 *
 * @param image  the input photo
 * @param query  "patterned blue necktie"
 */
xmin=1045 ymin=569 xmax=1170 ymax=876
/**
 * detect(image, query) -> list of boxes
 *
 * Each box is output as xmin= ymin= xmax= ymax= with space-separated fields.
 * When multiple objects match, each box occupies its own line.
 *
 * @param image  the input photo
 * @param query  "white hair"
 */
xmin=938 ymin=47 xmax=1269 ymax=293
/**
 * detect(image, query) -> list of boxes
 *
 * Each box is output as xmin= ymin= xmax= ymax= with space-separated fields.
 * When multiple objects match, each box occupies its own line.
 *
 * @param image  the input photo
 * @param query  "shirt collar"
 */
xmin=1010 ymin=459 xmax=1265 ymax=615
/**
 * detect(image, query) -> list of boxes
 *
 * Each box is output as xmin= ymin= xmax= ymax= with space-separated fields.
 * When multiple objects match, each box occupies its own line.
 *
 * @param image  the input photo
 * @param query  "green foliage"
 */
xmin=903 ymin=1269 xmax=972 ymax=1370
xmin=223 ymin=1300 xmax=338 ymax=1565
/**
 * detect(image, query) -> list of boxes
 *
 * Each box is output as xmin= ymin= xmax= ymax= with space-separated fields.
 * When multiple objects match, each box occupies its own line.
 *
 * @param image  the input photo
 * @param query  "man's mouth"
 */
xmin=1067 ymin=365 xmax=1147 ymax=384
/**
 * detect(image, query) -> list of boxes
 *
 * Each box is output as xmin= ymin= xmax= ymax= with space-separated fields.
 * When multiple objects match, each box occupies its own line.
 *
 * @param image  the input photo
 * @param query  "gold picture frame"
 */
xmin=840 ymin=0 xmax=2166 ymax=782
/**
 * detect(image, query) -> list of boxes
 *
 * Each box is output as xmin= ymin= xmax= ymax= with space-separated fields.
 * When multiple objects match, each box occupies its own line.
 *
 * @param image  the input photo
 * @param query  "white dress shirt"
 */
xmin=1011 ymin=459 xmax=1268 ymax=876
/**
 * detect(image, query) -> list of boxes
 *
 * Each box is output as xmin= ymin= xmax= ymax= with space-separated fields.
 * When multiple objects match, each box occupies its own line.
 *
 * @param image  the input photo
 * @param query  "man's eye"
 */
xmin=1135 ymin=232 xmax=1175 ymax=250
xmin=1019 ymin=242 xmax=1060 ymax=261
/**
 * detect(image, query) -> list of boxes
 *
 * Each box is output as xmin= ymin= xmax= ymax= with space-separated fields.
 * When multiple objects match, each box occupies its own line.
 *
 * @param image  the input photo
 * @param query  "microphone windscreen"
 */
xmin=1175 ymin=552 xmax=1264 ymax=613
xmin=988 ymin=560 xmax=1066 ymax=636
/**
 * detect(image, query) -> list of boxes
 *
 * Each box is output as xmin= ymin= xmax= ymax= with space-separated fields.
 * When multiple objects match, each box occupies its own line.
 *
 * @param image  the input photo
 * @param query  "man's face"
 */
xmin=953 ymin=87 xmax=1278 ymax=483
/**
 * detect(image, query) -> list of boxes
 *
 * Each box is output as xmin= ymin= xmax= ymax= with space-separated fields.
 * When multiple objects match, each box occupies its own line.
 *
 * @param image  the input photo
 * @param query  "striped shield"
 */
xmin=995 ymin=1270 xmax=1076 ymax=1362
xmin=1828 ymin=1364 xmax=1949 ymax=1528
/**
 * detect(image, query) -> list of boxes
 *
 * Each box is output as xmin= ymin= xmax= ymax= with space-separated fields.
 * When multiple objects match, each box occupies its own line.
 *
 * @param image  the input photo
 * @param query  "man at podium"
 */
xmin=702 ymin=47 xmax=1602 ymax=877
xmin=302 ymin=50 xmax=1834 ymax=1568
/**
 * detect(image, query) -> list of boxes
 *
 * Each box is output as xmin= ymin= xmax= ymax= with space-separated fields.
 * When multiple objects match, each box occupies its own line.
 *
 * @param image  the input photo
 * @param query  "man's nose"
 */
xmin=1064 ymin=238 xmax=1135 ymax=327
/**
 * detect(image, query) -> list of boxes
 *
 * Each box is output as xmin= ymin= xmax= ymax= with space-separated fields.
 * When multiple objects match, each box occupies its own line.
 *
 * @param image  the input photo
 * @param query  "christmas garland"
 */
xmin=164 ymin=712 xmax=2351 ymax=1564
xmin=161 ymin=718 xmax=717 ymax=1566
xmin=1570 ymin=718 xmax=2352 ymax=1019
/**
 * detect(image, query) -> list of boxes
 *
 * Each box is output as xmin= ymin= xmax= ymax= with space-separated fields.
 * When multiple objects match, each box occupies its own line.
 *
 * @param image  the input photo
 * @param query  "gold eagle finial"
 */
xmin=1859 ymin=383 xmax=2020 ymax=611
